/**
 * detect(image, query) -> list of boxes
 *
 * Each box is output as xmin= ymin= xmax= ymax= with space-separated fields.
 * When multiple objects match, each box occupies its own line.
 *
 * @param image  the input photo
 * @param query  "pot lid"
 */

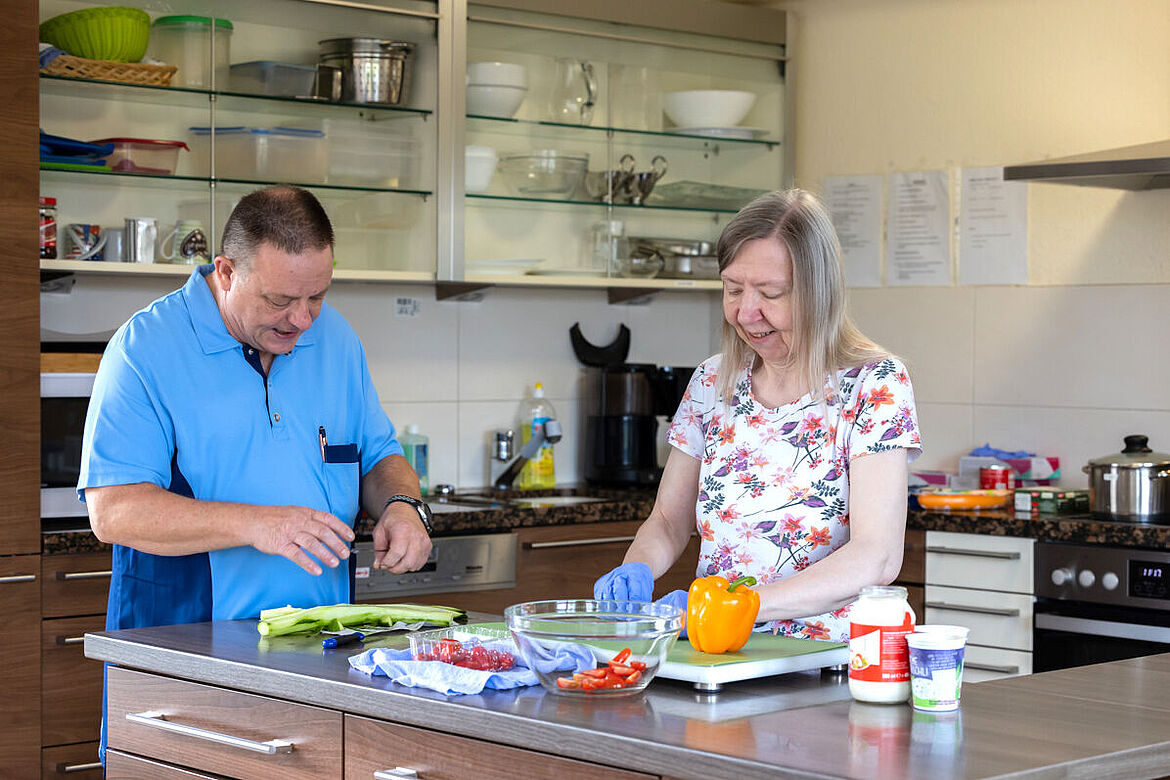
xmin=1087 ymin=435 xmax=1170 ymax=469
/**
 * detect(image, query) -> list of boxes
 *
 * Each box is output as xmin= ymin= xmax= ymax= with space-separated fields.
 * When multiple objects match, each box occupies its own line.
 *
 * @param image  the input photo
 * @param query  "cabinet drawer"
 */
xmin=42 ymin=552 xmax=112 ymax=618
xmin=43 ymin=614 xmax=106 ymax=746
xmin=963 ymin=645 xmax=1032 ymax=683
xmin=106 ymin=749 xmax=225 ymax=778
xmin=42 ymin=742 xmax=103 ymax=778
xmin=925 ymin=531 xmax=1034 ymax=594
xmin=925 ymin=585 xmax=1033 ymax=651
xmin=345 ymin=715 xmax=655 ymax=780
xmin=107 ymin=667 xmax=342 ymax=780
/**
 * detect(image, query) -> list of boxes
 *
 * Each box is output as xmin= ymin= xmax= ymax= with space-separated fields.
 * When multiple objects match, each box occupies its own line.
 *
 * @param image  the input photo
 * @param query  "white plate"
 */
xmin=667 ymin=126 xmax=770 ymax=140
xmin=467 ymin=259 xmax=544 ymax=276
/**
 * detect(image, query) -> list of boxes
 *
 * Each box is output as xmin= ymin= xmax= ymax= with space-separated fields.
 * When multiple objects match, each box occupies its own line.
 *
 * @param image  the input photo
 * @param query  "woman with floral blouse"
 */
xmin=594 ymin=189 xmax=921 ymax=642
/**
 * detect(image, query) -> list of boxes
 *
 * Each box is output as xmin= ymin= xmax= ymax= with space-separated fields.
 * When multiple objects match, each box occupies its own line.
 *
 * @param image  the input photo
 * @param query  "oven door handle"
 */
xmin=1035 ymin=613 xmax=1170 ymax=644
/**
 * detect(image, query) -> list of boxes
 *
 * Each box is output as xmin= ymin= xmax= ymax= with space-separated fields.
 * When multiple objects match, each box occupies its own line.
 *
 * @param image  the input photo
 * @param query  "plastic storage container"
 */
xmin=149 ymin=16 xmax=233 ymax=89
xmin=408 ymin=626 xmax=515 ymax=670
xmin=289 ymin=118 xmax=419 ymax=187
xmin=517 ymin=383 xmax=556 ymax=490
xmin=188 ymin=126 xmax=326 ymax=182
xmin=401 ymin=424 xmax=429 ymax=496
xmin=229 ymin=61 xmax=317 ymax=97
xmin=90 ymin=137 xmax=189 ymax=175
xmin=848 ymin=585 xmax=917 ymax=704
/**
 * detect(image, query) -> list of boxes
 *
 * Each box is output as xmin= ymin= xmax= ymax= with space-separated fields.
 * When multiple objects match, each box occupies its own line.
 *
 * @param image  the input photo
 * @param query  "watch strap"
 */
xmin=383 ymin=494 xmax=433 ymax=534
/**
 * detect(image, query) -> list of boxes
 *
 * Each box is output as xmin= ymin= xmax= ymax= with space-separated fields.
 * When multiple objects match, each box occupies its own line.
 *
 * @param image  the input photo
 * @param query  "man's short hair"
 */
xmin=220 ymin=186 xmax=334 ymax=270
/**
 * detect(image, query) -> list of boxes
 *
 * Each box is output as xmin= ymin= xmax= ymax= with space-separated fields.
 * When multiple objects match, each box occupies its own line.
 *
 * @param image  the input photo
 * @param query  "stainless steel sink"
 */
xmin=504 ymin=495 xmax=608 ymax=509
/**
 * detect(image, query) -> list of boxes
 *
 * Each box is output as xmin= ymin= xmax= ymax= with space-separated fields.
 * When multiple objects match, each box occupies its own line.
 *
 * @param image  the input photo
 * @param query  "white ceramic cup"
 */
xmin=103 ymin=227 xmax=124 ymax=263
xmin=160 ymin=219 xmax=210 ymax=264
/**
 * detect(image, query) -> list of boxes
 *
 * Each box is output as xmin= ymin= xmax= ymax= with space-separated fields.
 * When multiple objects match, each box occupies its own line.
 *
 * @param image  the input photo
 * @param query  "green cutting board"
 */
xmin=668 ymin=634 xmax=845 ymax=667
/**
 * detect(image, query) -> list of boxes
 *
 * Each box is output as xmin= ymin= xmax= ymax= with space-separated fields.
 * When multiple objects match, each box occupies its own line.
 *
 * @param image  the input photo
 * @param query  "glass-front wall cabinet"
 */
xmin=39 ymin=0 xmax=440 ymax=281
xmin=461 ymin=3 xmax=787 ymax=290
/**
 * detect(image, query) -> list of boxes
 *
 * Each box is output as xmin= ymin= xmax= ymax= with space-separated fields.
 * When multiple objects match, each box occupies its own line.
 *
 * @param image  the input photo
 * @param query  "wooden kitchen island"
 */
xmin=86 ymin=620 xmax=1170 ymax=779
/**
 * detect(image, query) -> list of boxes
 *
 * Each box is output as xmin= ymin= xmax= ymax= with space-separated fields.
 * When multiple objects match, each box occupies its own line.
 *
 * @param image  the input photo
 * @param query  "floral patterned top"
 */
xmin=666 ymin=354 xmax=921 ymax=642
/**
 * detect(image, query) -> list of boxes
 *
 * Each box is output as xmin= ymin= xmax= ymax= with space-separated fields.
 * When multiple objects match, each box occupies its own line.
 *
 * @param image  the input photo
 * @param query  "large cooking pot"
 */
xmin=318 ymin=37 xmax=414 ymax=106
xmin=1083 ymin=435 xmax=1170 ymax=521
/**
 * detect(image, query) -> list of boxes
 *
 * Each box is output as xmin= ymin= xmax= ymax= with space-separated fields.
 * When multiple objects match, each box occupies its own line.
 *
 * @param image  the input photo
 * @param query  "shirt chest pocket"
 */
xmin=323 ymin=443 xmax=361 ymax=525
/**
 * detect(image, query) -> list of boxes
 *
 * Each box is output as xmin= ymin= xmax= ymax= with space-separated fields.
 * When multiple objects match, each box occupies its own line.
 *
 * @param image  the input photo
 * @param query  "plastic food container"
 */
xmin=89 ymin=137 xmax=189 ymax=175
xmin=408 ymin=626 xmax=516 ymax=671
xmin=229 ymin=61 xmax=317 ymax=97
xmin=188 ymin=126 xmax=326 ymax=183
xmin=288 ymin=118 xmax=419 ymax=187
xmin=149 ymin=16 xmax=233 ymax=89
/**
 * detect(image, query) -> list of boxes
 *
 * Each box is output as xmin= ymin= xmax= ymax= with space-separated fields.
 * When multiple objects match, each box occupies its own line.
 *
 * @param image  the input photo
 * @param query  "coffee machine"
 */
xmin=571 ymin=324 xmax=692 ymax=487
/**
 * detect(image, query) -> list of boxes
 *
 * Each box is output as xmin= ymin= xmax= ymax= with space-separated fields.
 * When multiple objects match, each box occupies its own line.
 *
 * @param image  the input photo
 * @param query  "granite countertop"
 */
xmin=85 ymin=620 xmax=1170 ymax=779
xmin=44 ymin=487 xmax=1170 ymax=555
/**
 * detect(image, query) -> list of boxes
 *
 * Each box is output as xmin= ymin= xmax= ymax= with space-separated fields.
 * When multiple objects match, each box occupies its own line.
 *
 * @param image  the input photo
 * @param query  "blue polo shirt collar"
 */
xmin=183 ymin=265 xmax=318 ymax=356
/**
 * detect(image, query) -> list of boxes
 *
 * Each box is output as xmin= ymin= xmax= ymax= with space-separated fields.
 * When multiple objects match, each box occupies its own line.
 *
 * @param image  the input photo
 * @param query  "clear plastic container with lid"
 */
xmin=848 ymin=585 xmax=916 ymax=703
xmin=149 ymin=16 xmax=233 ymax=89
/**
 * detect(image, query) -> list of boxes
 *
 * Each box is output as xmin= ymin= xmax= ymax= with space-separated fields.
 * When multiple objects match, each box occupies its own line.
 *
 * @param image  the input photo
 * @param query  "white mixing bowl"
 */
xmin=663 ymin=89 xmax=756 ymax=128
xmin=467 ymin=84 xmax=527 ymax=117
xmin=465 ymin=145 xmax=498 ymax=193
xmin=467 ymin=61 xmax=527 ymax=88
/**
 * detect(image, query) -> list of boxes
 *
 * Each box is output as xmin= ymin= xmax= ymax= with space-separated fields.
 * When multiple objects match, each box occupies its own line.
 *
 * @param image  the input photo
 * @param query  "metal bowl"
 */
xmin=496 ymin=150 xmax=588 ymax=200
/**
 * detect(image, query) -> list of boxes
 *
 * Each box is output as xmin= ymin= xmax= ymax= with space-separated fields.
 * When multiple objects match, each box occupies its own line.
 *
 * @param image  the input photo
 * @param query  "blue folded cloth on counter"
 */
xmin=969 ymin=443 xmax=1035 ymax=459
xmin=348 ymin=640 xmax=595 ymax=696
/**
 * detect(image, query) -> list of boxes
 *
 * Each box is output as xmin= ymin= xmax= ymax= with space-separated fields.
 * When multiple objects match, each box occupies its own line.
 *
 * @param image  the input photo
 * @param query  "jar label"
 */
xmin=848 ymin=613 xmax=914 ymax=683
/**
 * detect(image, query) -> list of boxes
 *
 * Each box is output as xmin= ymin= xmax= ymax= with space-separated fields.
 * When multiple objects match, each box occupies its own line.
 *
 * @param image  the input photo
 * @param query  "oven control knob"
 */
xmin=1078 ymin=569 xmax=1096 ymax=588
xmin=1050 ymin=568 xmax=1074 ymax=586
xmin=1102 ymin=572 xmax=1120 ymax=591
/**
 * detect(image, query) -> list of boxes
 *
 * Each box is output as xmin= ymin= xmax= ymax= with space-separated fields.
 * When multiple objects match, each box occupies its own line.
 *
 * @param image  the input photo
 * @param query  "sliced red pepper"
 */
xmin=579 ymin=667 xmax=608 ymax=678
xmin=608 ymin=663 xmax=636 ymax=676
xmin=556 ymin=677 xmax=581 ymax=689
xmin=630 ymin=660 xmax=647 ymax=671
xmin=626 ymin=669 xmax=642 ymax=685
xmin=612 ymin=647 xmax=632 ymax=665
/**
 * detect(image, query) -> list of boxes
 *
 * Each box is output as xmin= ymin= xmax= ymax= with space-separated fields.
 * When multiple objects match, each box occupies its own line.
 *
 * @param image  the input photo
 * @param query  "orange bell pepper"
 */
xmin=687 ymin=575 xmax=761 ymax=654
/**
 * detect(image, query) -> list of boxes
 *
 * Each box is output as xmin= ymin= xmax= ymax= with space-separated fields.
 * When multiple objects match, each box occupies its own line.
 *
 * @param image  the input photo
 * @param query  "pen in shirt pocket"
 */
xmin=318 ymin=425 xmax=327 ymax=461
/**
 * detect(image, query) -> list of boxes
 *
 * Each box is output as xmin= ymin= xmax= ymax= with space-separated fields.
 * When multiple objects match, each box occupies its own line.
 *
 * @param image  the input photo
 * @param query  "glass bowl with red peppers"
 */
xmin=504 ymin=600 xmax=684 ymax=696
xmin=408 ymin=626 xmax=516 ymax=672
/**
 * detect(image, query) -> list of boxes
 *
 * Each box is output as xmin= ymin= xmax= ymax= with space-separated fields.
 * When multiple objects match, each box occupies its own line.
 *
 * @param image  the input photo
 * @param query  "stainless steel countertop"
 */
xmin=86 ymin=619 xmax=1170 ymax=779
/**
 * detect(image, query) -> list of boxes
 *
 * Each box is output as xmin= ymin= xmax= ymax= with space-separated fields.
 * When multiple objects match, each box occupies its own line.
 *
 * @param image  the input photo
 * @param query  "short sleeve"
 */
xmin=355 ymin=339 xmax=403 ymax=474
xmin=666 ymin=357 xmax=721 ymax=459
xmin=843 ymin=357 xmax=922 ymax=463
xmin=78 ymin=333 xmax=176 ymax=499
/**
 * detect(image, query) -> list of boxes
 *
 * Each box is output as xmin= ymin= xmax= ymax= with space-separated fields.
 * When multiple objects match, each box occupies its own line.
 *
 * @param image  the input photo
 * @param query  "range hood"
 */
xmin=1002 ymin=140 xmax=1170 ymax=190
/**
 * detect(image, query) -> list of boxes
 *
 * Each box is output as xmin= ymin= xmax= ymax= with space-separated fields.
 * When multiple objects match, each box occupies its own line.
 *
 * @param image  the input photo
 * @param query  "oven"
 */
xmin=1033 ymin=541 xmax=1170 ymax=672
xmin=41 ymin=370 xmax=96 ymax=521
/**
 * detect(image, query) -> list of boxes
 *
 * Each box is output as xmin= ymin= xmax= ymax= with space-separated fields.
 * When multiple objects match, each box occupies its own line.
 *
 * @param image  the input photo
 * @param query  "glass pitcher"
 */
xmin=547 ymin=59 xmax=596 ymax=125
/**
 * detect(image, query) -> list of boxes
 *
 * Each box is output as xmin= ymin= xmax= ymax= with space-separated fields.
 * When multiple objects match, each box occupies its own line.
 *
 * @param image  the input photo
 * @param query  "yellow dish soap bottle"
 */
xmin=518 ymin=382 xmax=557 ymax=490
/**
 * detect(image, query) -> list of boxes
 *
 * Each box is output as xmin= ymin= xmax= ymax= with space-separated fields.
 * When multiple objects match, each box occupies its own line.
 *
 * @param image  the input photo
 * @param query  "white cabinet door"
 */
xmin=925 ymin=531 xmax=1034 ymax=594
xmin=925 ymin=585 xmax=1033 ymax=651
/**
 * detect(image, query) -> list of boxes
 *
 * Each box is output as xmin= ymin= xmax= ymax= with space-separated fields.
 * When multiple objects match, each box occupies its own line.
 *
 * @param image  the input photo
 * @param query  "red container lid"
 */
xmin=89 ymin=138 xmax=190 ymax=150
xmin=40 ymin=196 xmax=57 ymax=206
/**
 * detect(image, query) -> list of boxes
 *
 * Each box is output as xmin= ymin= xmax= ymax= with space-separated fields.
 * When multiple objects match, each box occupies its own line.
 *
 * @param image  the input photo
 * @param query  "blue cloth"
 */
xmin=593 ymin=561 xmax=654 ymax=601
xmin=349 ymin=641 xmax=596 ymax=695
xmin=79 ymin=264 xmax=402 ymax=621
xmin=655 ymin=589 xmax=690 ymax=638
xmin=969 ymin=443 xmax=1035 ymax=459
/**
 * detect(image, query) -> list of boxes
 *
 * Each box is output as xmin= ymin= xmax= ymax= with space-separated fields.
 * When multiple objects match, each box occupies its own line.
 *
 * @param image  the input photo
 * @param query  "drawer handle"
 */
xmin=56 ymin=636 xmax=86 ymax=646
xmin=375 ymin=770 xmax=420 ymax=779
xmin=0 ymin=574 xmax=36 ymax=584
xmin=58 ymin=761 xmax=103 ymax=774
xmin=925 ymin=601 xmax=1021 ymax=617
xmin=926 ymin=546 xmax=1020 ymax=560
xmin=126 ymin=710 xmax=294 ymax=754
xmin=964 ymin=661 xmax=1020 ymax=674
xmin=57 ymin=569 xmax=113 ymax=581
xmin=526 ymin=535 xmax=637 ymax=549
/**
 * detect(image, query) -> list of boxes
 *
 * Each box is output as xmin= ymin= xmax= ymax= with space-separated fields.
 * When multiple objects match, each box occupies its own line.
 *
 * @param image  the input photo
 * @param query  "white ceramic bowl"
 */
xmin=467 ymin=84 xmax=528 ymax=117
xmin=663 ymin=89 xmax=756 ymax=128
xmin=465 ymin=145 xmax=498 ymax=193
xmin=467 ymin=61 xmax=527 ymax=88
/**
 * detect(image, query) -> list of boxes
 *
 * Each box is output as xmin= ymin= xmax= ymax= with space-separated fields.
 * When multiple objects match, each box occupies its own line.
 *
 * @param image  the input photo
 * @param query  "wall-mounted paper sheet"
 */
xmin=887 ymin=170 xmax=952 ymax=286
xmin=958 ymin=167 xmax=1028 ymax=285
xmin=824 ymin=175 xmax=883 ymax=287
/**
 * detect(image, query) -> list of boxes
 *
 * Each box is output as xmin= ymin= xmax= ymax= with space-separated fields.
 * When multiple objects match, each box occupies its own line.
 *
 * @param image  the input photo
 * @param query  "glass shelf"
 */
xmin=40 ymin=259 xmax=436 ymax=284
xmin=466 ymin=192 xmax=741 ymax=214
xmin=468 ymin=113 xmax=779 ymax=148
xmin=39 ymin=165 xmax=433 ymax=198
xmin=40 ymin=74 xmax=432 ymax=119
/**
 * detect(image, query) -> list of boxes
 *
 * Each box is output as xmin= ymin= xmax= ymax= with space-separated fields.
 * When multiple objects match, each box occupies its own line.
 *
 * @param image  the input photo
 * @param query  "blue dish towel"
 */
xmin=349 ymin=640 xmax=595 ymax=695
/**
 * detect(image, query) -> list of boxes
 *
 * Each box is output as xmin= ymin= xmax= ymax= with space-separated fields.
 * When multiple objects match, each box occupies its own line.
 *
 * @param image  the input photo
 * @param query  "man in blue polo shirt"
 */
xmin=80 ymin=186 xmax=433 ymax=759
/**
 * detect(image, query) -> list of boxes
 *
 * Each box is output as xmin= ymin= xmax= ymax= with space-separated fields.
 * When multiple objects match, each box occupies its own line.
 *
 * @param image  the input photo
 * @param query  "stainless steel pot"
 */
xmin=318 ymin=38 xmax=414 ymax=105
xmin=1083 ymin=435 xmax=1170 ymax=521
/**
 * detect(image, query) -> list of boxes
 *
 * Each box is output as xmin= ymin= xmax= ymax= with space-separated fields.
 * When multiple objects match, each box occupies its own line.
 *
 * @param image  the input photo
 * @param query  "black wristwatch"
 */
xmin=383 ymin=494 xmax=433 ymax=535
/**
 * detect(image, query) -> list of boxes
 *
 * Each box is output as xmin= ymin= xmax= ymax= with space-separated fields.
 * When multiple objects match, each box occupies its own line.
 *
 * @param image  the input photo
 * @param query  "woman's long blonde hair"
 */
xmin=716 ymin=189 xmax=889 ymax=403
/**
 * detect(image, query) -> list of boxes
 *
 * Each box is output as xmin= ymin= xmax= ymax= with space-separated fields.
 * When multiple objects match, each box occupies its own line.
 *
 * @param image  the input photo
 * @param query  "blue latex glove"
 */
xmin=655 ymin=589 xmax=690 ymax=638
xmin=593 ymin=562 xmax=653 ymax=602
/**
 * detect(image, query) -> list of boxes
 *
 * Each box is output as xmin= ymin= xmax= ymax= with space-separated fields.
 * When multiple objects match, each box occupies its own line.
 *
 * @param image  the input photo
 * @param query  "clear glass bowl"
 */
xmin=504 ymin=599 xmax=683 ymax=697
xmin=496 ymin=150 xmax=588 ymax=200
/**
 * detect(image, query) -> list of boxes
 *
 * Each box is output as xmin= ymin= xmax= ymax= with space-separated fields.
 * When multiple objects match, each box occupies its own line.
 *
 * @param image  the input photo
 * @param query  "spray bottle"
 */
xmin=400 ymin=424 xmax=429 ymax=496
xmin=517 ymin=383 xmax=556 ymax=489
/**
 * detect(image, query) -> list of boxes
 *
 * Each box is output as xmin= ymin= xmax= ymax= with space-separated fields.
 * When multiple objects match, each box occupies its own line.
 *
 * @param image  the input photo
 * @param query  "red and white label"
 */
xmin=848 ymin=613 xmax=914 ymax=683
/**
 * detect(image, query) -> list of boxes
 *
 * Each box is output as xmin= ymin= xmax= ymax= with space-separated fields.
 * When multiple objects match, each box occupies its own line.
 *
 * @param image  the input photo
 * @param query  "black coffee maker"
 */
xmin=571 ymin=324 xmax=693 ymax=487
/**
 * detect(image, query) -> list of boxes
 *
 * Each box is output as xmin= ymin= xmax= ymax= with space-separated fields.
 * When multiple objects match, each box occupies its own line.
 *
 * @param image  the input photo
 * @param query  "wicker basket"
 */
xmin=41 ymin=54 xmax=177 ymax=87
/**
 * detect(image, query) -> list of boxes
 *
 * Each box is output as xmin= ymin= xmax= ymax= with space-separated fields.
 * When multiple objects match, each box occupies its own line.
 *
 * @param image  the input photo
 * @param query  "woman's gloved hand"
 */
xmin=655 ymin=589 xmax=690 ymax=638
xmin=593 ymin=562 xmax=653 ymax=601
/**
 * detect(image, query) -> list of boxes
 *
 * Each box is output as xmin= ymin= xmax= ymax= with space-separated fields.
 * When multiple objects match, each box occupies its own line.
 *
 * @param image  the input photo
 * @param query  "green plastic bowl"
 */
xmin=40 ymin=6 xmax=150 ymax=63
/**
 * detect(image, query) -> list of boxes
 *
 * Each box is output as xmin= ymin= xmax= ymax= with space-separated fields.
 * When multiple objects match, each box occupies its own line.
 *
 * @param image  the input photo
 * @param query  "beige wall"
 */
xmin=779 ymin=0 xmax=1170 ymax=474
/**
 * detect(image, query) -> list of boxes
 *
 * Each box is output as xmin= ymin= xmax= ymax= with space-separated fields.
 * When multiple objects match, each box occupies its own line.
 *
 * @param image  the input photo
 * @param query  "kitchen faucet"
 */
xmin=493 ymin=419 xmax=562 ymax=490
